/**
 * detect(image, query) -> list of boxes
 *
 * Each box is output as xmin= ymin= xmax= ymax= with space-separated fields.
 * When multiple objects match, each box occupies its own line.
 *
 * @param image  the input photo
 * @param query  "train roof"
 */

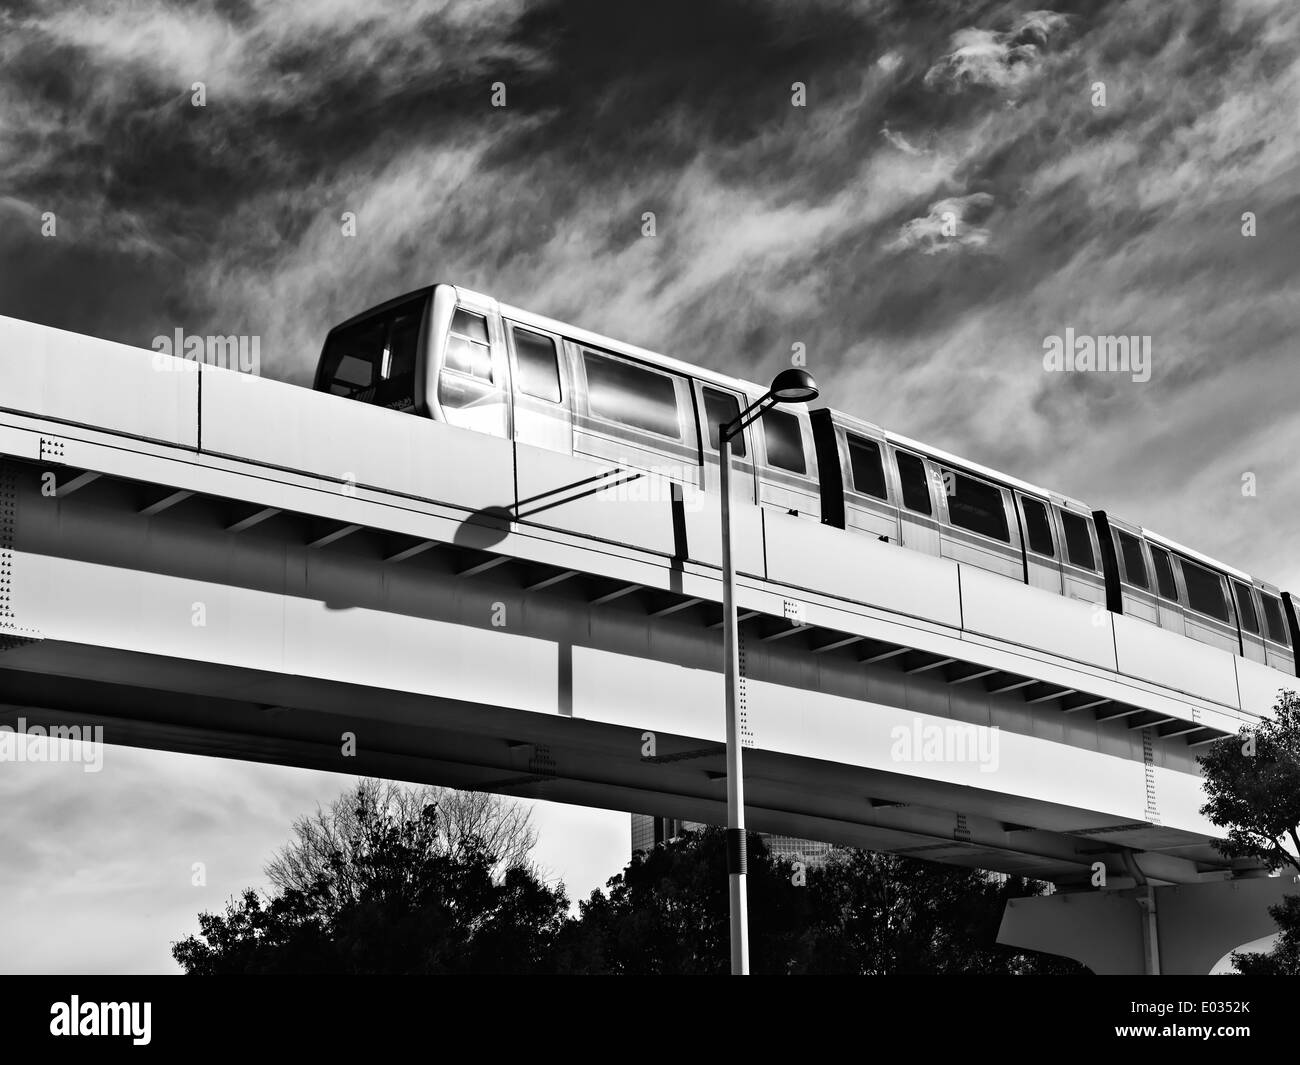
xmin=329 ymin=285 xmax=437 ymax=333
xmin=491 ymin=286 xmax=774 ymax=402
xmin=889 ymin=429 xmax=1093 ymax=511
xmin=1142 ymin=527 xmax=1254 ymax=583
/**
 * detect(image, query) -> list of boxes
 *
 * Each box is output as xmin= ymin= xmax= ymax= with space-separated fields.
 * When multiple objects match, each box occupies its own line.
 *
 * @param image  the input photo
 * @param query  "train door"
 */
xmin=1257 ymin=584 xmax=1295 ymax=674
xmin=1054 ymin=502 xmax=1105 ymax=605
xmin=755 ymin=405 xmax=821 ymax=520
xmin=1146 ymin=541 xmax=1188 ymax=637
xmin=840 ymin=428 xmax=900 ymax=542
xmin=432 ymin=289 xmax=510 ymax=438
xmin=694 ymin=381 xmax=758 ymax=504
xmin=887 ymin=446 xmax=941 ymax=557
xmin=1107 ymin=517 xmax=1160 ymax=624
xmin=934 ymin=465 xmax=1022 ymax=581
xmin=1174 ymin=556 xmax=1239 ymax=654
xmin=1016 ymin=493 xmax=1062 ymax=594
xmin=1230 ymin=578 xmax=1268 ymax=664
xmin=571 ymin=343 xmax=700 ymax=488
xmin=504 ymin=319 xmax=572 ymax=455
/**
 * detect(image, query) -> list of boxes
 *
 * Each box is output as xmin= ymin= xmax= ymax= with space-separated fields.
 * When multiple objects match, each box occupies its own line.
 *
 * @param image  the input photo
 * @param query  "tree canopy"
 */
xmin=555 ymin=828 xmax=1081 ymax=975
xmin=1199 ymin=689 xmax=1300 ymax=975
xmin=172 ymin=780 xmax=566 ymax=974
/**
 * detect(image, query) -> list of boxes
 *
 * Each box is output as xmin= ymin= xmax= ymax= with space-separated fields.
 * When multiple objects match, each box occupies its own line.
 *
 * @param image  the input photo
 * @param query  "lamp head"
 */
xmin=768 ymin=367 xmax=820 ymax=404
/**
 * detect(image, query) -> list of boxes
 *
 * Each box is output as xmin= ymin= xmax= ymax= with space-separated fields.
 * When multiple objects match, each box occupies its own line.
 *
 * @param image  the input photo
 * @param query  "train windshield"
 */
xmin=317 ymin=297 xmax=425 ymax=411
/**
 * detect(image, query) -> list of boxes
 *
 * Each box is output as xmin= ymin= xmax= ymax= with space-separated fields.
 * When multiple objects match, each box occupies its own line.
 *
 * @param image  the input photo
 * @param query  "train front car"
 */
xmin=313 ymin=287 xmax=435 ymax=415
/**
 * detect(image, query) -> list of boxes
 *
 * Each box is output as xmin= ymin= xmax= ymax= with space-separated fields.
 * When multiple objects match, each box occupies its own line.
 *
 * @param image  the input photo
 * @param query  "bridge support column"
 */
xmin=1137 ymin=885 xmax=1160 ymax=975
xmin=998 ymin=876 xmax=1298 ymax=974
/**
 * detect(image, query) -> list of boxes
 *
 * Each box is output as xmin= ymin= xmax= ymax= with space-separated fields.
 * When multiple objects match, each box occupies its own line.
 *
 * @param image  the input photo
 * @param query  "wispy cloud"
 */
xmin=886 ymin=192 xmax=995 ymax=253
xmin=923 ymin=11 xmax=1072 ymax=95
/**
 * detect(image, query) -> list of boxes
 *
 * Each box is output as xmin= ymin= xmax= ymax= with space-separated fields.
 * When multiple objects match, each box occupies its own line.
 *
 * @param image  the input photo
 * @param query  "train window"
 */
xmin=329 ymin=350 xmax=376 ymax=397
xmin=319 ymin=302 xmax=420 ymax=409
xmin=1021 ymin=497 xmax=1054 ymax=556
xmin=1117 ymin=532 xmax=1149 ymax=590
xmin=1180 ymin=559 xmax=1229 ymax=622
xmin=1149 ymin=545 xmax=1179 ymax=601
xmin=895 ymin=452 xmax=932 ymax=515
xmin=376 ymin=306 xmax=421 ymax=409
xmin=583 ymin=350 xmax=681 ymax=439
xmin=944 ymin=471 xmax=1009 ymax=542
xmin=847 ymin=435 xmax=887 ymax=499
xmin=510 ymin=327 xmax=562 ymax=402
xmin=702 ymin=387 xmax=746 ymax=458
xmin=1262 ymin=594 xmax=1289 ymax=645
xmin=763 ymin=409 xmax=807 ymax=474
xmin=1060 ymin=511 xmax=1096 ymax=571
xmin=1233 ymin=581 xmax=1260 ymax=635
xmin=446 ymin=308 xmax=494 ymax=382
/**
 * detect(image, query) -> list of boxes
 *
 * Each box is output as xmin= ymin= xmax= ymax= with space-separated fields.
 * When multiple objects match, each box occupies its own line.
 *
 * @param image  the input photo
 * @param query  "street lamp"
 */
xmin=717 ymin=367 xmax=819 ymax=975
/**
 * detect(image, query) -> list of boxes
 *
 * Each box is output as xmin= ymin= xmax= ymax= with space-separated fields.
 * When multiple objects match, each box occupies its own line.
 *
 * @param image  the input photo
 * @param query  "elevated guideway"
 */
xmin=0 ymin=315 xmax=1294 ymax=972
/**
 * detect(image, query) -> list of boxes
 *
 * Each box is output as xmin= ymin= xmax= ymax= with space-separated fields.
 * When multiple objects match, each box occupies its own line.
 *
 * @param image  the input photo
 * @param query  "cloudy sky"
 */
xmin=1 ymin=0 xmax=1298 ymax=972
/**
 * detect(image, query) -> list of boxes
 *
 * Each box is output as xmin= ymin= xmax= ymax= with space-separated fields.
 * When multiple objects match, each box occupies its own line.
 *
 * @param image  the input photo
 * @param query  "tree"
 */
xmin=555 ymin=826 xmax=1080 ymax=974
xmin=1229 ymin=894 xmax=1300 ymax=975
xmin=265 ymin=778 xmax=538 ymax=899
xmin=554 ymin=829 xmax=811 ymax=974
xmin=800 ymin=849 xmax=1079 ymax=974
xmin=1199 ymin=690 xmax=1300 ymax=975
xmin=171 ymin=888 xmax=335 ymax=975
xmin=173 ymin=780 xmax=565 ymax=974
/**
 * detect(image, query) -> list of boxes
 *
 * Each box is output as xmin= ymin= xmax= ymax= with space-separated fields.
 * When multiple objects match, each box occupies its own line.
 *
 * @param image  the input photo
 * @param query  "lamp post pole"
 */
xmin=715 ymin=368 xmax=819 ymax=978
xmin=719 ymin=428 xmax=749 ymax=976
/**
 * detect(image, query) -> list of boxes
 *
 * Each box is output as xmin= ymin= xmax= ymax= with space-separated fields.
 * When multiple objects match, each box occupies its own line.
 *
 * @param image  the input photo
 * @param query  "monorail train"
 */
xmin=313 ymin=282 xmax=1300 ymax=678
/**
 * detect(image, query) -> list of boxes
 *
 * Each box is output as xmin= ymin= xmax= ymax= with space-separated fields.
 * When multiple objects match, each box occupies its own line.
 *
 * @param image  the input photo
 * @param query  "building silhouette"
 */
xmin=630 ymin=814 xmax=833 ymax=868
